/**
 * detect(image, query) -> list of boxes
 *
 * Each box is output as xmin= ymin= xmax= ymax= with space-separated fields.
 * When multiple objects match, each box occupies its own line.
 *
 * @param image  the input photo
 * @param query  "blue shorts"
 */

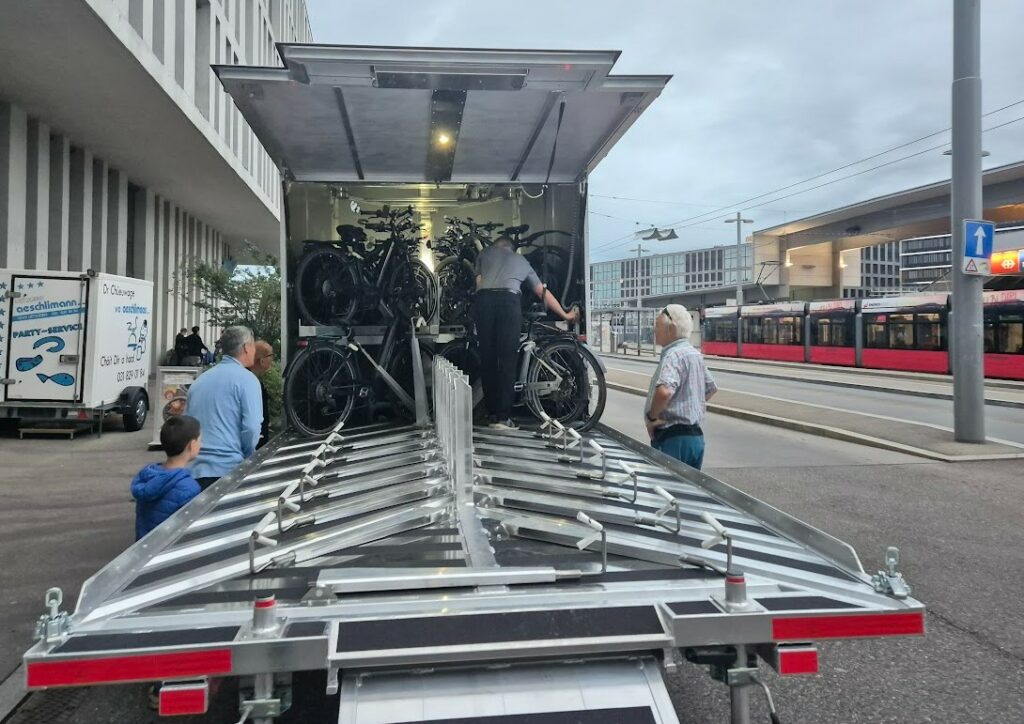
xmin=652 ymin=434 xmax=705 ymax=470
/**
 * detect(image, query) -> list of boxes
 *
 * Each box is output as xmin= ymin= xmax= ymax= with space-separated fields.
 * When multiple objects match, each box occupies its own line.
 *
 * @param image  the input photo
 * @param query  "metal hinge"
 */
xmin=3 ymin=290 xmax=21 ymax=299
xmin=871 ymin=546 xmax=912 ymax=599
xmin=1 ymin=378 xmax=14 ymax=385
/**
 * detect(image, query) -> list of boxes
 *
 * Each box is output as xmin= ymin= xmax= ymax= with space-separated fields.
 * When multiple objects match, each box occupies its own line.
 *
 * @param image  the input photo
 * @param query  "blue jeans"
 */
xmin=653 ymin=434 xmax=705 ymax=470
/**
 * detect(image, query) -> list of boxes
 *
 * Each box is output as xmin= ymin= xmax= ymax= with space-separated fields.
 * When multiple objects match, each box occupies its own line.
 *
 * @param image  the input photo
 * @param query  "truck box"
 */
xmin=1 ymin=269 xmax=153 ymax=431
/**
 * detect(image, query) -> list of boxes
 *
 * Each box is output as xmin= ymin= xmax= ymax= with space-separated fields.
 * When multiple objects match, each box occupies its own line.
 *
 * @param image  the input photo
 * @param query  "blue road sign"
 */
xmin=963 ymin=219 xmax=994 ymax=275
xmin=964 ymin=219 xmax=994 ymax=259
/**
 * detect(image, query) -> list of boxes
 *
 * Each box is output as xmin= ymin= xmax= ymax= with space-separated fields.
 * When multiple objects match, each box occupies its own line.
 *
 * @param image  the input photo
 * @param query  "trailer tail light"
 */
xmin=77 ymin=411 xmax=89 ymax=420
xmin=772 ymin=611 xmax=924 ymax=641
xmin=776 ymin=645 xmax=819 ymax=675
xmin=26 ymin=649 xmax=232 ymax=688
xmin=159 ymin=680 xmax=209 ymax=716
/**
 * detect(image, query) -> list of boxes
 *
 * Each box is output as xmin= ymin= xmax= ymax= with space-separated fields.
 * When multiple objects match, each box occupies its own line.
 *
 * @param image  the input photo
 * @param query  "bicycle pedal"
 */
xmin=513 ymin=382 xmax=525 ymax=393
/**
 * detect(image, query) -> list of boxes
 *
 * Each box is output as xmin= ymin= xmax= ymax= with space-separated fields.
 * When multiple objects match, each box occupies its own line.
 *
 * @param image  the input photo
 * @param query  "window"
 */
xmin=865 ymin=314 xmax=888 ymax=348
xmin=812 ymin=316 xmax=853 ymax=346
xmin=743 ymin=317 xmax=763 ymax=344
xmin=985 ymin=312 xmax=1024 ymax=354
xmin=888 ymin=314 xmax=914 ymax=348
xmin=706 ymin=318 xmax=737 ymax=342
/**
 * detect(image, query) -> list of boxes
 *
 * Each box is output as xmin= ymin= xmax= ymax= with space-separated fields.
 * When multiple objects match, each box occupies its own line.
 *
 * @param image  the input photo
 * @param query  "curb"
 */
xmin=605 ymin=381 xmax=1024 ymax=463
xmin=600 ymin=354 xmax=1024 ymax=410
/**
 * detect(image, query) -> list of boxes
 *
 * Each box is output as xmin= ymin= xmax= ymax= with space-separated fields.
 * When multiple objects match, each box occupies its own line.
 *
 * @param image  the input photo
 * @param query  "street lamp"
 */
xmin=725 ymin=212 xmax=753 ymax=306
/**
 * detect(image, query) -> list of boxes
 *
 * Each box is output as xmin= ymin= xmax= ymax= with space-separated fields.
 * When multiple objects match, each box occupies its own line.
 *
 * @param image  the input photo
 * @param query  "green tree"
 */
xmin=174 ymin=241 xmax=281 ymax=351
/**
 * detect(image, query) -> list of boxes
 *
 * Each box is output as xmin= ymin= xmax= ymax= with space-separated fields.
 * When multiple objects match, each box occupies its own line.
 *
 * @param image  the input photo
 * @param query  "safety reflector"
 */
xmin=777 ymin=646 xmax=819 ymax=675
xmin=26 ymin=649 xmax=232 ymax=688
xmin=159 ymin=680 xmax=209 ymax=716
xmin=772 ymin=611 xmax=924 ymax=641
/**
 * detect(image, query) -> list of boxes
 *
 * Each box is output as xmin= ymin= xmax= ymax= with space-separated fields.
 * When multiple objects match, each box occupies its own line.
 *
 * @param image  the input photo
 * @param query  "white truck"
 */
xmin=0 ymin=269 xmax=152 ymax=434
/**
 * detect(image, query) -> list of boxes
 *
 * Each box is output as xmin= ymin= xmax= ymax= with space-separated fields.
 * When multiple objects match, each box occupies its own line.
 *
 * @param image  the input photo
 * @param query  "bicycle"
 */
xmin=294 ymin=205 xmax=438 ymax=327
xmin=438 ymin=303 xmax=606 ymax=431
xmin=283 ymin=315 xmax=433 ymax=436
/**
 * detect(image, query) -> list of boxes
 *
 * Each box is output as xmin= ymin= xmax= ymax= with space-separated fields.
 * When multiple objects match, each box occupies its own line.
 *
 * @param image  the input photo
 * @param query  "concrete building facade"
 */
xmin=0 ymin=0 xmax=311 ymax=367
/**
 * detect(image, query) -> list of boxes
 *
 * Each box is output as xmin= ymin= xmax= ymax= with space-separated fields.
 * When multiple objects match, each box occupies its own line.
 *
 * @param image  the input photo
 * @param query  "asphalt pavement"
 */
xmin=2 ymin=393 xmax=1023 ymax=723
xmin=605 ymin=356 xmax=1024 ymax=445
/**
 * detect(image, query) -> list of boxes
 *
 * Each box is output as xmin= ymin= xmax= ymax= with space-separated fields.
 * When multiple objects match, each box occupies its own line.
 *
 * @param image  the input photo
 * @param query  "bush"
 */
xmin=262 ymin=362 xmax=284 ymax=432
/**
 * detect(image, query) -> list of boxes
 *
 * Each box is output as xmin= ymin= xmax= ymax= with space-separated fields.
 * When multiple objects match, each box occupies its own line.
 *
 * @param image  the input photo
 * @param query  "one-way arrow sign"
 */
xmin=963 ymin=219 xmax=993 ymax=275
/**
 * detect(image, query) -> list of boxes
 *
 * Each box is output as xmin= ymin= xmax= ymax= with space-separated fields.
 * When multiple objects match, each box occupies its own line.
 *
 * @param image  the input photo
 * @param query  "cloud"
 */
xmin=304 ymin=0 xmax=1024 ymax=261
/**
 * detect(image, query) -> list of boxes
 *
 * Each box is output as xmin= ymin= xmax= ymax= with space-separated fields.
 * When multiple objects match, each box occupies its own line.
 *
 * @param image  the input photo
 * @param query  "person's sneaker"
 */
xmin=147 ymin=684 xmax=160 ymax=711
xmin=489 ymin=419 xmax=518 ymax=431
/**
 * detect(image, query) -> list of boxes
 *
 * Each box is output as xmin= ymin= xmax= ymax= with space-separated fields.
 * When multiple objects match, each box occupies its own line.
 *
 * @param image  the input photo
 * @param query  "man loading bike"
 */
xmin=473 ymin=236 xmax=578 ymax=430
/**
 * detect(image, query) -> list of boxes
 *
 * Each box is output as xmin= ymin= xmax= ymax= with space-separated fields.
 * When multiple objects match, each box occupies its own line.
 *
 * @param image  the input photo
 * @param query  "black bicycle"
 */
xmin=284 ymin=316 xmax=433 ymax=436
xmin=438 ymin=305 xmax=606 ymax=431
xmin=295 ymin=205 xmax=438 ymax=327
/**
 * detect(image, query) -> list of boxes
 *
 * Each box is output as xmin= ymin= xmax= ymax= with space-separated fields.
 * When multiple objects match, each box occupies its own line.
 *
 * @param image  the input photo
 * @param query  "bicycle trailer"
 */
xmin=24 ymin=359 xmax=924 ymax=722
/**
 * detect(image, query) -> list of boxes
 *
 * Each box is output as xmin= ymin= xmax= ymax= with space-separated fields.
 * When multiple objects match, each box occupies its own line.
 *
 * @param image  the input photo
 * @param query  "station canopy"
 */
xmin=215 ymin=45 xmax=670 ymax=184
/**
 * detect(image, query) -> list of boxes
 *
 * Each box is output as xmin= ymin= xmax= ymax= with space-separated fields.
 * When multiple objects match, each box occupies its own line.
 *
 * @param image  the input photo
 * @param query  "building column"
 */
xmin=68 ymin=147 xmax=94 ymax=272
xmin=25 ymin=118 xmax=50 ymax=270
xmin=182 ymin=0 xmax=196 ymax=98
xmin=90 ymin=159 xmax=109 ymax=273
xmin=108 ymin=169 xmax=128 ymax=274
xmin=47 ymin=134 xmax=70 ymax=271
xmin=0 ymin=102 xmax=28 ymax=268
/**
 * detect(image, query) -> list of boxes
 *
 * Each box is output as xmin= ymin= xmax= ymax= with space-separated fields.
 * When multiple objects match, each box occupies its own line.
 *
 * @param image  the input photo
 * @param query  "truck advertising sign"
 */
xmin=4 ymin=275 xmax=87 ymax=402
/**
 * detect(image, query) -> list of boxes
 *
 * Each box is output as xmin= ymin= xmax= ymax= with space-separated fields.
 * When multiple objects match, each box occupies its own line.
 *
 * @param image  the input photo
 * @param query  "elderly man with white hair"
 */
xmin=643 ymin=304 xmax=718 ymax=469
xmin=186 ymin=325 xmax=264 ymax=490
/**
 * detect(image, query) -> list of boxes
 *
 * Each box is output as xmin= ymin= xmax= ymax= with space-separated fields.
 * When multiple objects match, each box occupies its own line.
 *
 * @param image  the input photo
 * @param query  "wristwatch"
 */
xmin=646 ymin=413 xmax=659 ymax=423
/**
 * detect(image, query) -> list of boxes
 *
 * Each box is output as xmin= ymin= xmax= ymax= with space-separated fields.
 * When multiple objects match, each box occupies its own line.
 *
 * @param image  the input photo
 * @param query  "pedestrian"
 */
xmin=644 ymin=304 xmax=718 ymax=469
xmin=473 ymin=236 xmax=578 ymax=430
xmin=186 ymin=325 xmax=263 ymax=490
xmin=173 ymin=328 xmax=189 ymax=365
xmin=131 ymin=415 xmax=202 ymax=540
xmin=248 ymin=340 xmax=275 ymax=448
xmin=185 ymin=325 xmax=210 ymax=365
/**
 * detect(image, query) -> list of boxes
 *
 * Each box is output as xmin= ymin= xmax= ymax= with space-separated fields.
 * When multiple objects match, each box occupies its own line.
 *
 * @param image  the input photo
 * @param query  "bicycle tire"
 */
xmin=294 ymin=246 xmax=360 ymax=326
xmin=387 ymin=258 xmax=439 ymax=322
xmin=435 ymin=256 xmax=476 ymax=325
xmin=284 ymin=343 xmax=361 ymax=436
xmin=524 ymin=245 xmax=570 ymax=300
xmin=524 ymin=339 xmax=606 ymax=431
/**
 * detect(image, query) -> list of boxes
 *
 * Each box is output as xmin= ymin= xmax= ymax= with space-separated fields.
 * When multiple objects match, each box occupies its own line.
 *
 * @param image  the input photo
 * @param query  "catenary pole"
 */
xmin=951 ymin=0 xmax=986 ymax=442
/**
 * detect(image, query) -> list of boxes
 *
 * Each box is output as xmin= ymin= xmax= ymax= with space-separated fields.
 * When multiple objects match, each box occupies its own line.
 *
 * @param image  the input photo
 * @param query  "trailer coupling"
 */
xmin=34 ymin=587 xmax=69 ymax=645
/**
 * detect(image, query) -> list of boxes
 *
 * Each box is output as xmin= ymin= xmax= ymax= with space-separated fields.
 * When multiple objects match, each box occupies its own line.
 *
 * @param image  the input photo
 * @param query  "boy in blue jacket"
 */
xmin=132 ymin=415 xmax=203 ymax=540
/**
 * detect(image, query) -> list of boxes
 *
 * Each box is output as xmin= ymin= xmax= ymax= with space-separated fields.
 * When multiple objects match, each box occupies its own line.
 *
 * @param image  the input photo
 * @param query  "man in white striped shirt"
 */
xmin=644 ymin=304 xmax=718 ymax=469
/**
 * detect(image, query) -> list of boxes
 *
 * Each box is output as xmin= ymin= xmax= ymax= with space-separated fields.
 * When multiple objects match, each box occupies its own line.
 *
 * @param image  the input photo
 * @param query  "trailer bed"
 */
xmin=22 ymin=361 xmax=923 ymax=721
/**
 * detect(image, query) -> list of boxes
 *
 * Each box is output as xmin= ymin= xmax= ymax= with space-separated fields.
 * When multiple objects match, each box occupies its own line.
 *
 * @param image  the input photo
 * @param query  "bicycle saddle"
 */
xmin=504 ymin=224 xmax=530 ymax=237
xmin=336 ymin=224 xmax=368 ymax=243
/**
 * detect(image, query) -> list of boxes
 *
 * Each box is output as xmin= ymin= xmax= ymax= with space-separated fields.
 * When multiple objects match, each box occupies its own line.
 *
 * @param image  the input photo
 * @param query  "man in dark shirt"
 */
xmin=473 ymin=237 xmax=577 ymax=430
xmin=173 ymin=328 xmax=189 ymax=365
xmin=248 ymin=340 xmax=275 ymax=447
xmin=185 ymin=326 xmax=209 ymax=364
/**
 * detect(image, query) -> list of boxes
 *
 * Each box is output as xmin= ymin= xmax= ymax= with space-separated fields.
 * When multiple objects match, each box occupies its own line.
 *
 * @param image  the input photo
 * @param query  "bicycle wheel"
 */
xmin=388 ymin=258 xmax=439 ymax=322
xmin=284 ymin=343 xmax=361 ymax=436
xmin=435 ymin=256 xmax=475 ymax=325
xmin=524 ymin=245 xmax=570 ymax=306
xmin=524 ymin=339 xmax=606 ymax=431
xmin=294 ymin=246 xmax=360 ymax=326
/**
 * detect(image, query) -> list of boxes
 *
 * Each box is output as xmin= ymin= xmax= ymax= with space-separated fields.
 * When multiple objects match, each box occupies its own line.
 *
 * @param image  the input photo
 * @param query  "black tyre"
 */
xmin=122 ymin=389 xmax=149 ymax=432
xmin=436 ymin=256 xmax=476 ymax=325
xmin=524 ymin=245 xmax=570 ymax=308
xmin=388 ymin=258 xmax=439 ymax=322
xmin=524 ymin=339 xmax=606 ymax=431
xmin=284 ymin=343 xmax=361 ymax=436
xmin=295 ymin=247 xmax=360 ymax=327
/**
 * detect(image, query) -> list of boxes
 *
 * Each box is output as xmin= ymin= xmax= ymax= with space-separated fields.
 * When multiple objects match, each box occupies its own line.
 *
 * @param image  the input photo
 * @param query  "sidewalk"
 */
xmin=598 ymin=352 xmax=1024 ymax=408
xmin=605 ymin=367 xmax=1024 ymax=462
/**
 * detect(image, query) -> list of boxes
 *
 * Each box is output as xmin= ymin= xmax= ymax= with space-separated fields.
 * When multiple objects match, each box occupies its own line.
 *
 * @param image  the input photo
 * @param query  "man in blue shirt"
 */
xmin=187 ymin=325 xmax=263 ymax=489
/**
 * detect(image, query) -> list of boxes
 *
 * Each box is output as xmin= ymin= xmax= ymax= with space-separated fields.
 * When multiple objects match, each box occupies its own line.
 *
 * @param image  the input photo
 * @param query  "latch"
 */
xmin=3 ymin=290 xmax=22 ymax=299
xmin=34 ymin=587 xmax=70 ymax=644
xmin=871 ymin=546 xmax=911 ymax=599
xmin=1 ymin=378 xmax=15 ymax=386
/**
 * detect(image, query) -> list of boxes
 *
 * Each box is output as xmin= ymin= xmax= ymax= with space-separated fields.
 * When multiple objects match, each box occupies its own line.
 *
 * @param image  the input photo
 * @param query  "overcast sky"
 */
xmin=306 ymin=0 xmax=1024 ymax=261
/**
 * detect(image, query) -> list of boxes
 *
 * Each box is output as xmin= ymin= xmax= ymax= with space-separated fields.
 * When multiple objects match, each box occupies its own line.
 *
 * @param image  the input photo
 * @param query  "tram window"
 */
xmin=984 ymin=319 xmax=996 ymax=353
xmin=915 ymin=312 xmax=944 ymax=351
xmin=996 ymin=313 xmax=1024 ymax=353
xmin=763 ymin=318 xmax=778 ymax=344
xmin=815 ymin=316 xmax=852 ymax=346
xmin=865 ymin=315 xmax=888 ymax=348
xmin=779 ymin=316 xmax=799 ymax=345
xmin=743 ymin=318 xmax=764 ymax=344
xmin=889 ymin=314 xmax=914 ymax=349
xmin=707 ymin=319 xmax=737 ymax=343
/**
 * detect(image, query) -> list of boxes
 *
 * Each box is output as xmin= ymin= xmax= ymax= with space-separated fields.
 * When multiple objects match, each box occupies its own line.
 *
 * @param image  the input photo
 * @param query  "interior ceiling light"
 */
xmin=437 ymin=133 xmax=451 ymax=146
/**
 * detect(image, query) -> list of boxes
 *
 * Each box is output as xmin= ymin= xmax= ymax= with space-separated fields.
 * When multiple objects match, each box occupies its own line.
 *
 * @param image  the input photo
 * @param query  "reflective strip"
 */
xmin=26 ymin=649 xmax=232 ymax=687
xmin=772 ymin=612 xmax=924 ymax=641
xmin=777 ymin=648 xmax=819 ymax=675
xmin=159 ymin=684 xmax=209 ymax=716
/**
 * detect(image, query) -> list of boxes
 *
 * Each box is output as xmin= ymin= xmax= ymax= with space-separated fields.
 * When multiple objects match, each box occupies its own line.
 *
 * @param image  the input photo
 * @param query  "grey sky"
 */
xmin=305 ymin=0 xmax=1024 ymax=261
